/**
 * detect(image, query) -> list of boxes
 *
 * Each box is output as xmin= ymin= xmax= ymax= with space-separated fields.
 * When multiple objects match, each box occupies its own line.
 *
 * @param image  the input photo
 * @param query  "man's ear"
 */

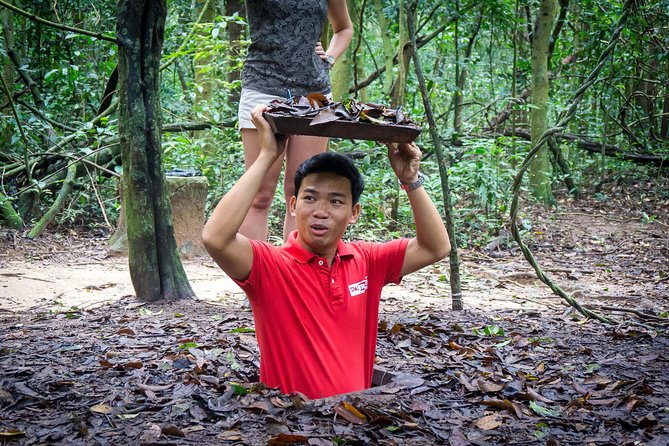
xmin=349 ymin=203 xmax=361 ymax=224
xmin=289 ymin=196 xmax=297 ymax=216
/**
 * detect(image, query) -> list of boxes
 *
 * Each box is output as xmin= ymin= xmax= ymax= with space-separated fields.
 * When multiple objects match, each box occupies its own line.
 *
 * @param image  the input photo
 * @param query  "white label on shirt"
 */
xmin=348 ymin=277 xmax=368 ymax=297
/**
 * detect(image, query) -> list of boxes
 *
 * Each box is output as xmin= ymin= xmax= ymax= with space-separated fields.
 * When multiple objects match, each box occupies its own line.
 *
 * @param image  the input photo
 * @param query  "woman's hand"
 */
xmin=315 ymin=41 xmax=328 ymax=61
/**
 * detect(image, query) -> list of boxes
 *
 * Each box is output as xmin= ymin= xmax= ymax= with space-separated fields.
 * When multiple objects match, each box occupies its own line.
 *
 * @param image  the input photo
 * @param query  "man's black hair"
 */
xmin=294 ymin=152 xmax=364 ymax=205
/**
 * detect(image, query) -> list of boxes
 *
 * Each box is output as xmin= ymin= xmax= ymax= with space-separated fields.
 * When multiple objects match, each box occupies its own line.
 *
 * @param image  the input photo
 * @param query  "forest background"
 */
xmin=0 ymin=0 xmax=668 ymax=292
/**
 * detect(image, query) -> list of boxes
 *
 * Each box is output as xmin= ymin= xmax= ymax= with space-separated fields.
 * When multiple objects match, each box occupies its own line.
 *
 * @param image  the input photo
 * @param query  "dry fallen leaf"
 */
xmin=90 ymin=403 xmax=111 ymax=414
xmin=475 ymin=413 xmax=502 ymax=430
xmin=334 ymin=401 xmax=367 ymax=424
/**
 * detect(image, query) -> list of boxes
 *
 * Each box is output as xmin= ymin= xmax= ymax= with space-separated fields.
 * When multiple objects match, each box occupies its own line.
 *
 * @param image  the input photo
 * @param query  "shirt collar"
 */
xmin=282 ymin=231 xmax=355 ymax=264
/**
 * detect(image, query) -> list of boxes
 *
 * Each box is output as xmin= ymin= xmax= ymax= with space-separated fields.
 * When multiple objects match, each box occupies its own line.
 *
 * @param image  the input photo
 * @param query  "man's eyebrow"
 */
xmin=301 ymin=188 xmax=347 ymax=199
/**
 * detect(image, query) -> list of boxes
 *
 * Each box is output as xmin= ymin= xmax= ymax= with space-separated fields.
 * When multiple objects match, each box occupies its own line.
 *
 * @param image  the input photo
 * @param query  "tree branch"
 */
xmin=0 ymin=0 xmax=117 ymax=43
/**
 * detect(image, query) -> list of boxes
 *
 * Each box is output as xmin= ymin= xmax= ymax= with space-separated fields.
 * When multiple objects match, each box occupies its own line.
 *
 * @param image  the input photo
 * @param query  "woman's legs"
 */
xmin=239 ymin=128 xmax=285 ymax=241
xmin=282 ymin=135 xmax=329 ymax=240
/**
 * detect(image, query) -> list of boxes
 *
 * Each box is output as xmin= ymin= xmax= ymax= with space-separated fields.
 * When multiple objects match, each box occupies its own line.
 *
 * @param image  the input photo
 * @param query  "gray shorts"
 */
xmin=237 ymin=88 xmax=333 ymax=129
xmin=237 ymin=88 xmax=287 ymax=129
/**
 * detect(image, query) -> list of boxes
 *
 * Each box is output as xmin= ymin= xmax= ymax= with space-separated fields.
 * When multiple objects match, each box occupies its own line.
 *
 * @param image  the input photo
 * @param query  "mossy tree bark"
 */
xmin=116 ymin=0 xmax=195 ymax=302
xmin=1 ymin=3 xmax=14 ymax=152
xmin=390 ymin=0 xmax=414 ymax=108
xmin=0 ymin=191 xmax=23 ymax=230
xmin=373 ymin=0 xmax=394 ymax=95
xmin=529 ymin=0 xmax=557 ymax=204
xmin=330 ymin=0 xmax=357 ymax=101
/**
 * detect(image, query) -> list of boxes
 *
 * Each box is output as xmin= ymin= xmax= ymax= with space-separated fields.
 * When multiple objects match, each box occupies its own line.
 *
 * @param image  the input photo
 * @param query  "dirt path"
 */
xmin=1 ymin=206 xmax=667 ymax=319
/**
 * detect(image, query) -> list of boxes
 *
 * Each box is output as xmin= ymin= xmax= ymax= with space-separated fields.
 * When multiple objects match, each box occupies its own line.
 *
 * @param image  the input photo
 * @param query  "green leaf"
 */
xmin=226 ymin=351 xmax=240 ymax=371
xmin=584 ymin=363 xmax=600 ymax=374
xmin=529 ymin=401 xmax=560 ymax=418
xmin=179 ymin=341 xmax=199 ymax=350
xmin=230 ymin=326 xmax=255 ymax=334
xmin=229 ymin=383 xmax=248 ymax=395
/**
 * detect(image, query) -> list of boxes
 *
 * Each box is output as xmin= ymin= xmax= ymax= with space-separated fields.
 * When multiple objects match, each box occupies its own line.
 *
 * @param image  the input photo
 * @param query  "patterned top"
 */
xmin=242 ymin=0 xmax=332 ymax=97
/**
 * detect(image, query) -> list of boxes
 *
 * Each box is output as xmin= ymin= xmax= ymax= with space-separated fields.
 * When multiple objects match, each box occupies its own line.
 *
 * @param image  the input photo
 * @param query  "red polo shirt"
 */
xmin=233 ymin=231 xmax=408 ymax=399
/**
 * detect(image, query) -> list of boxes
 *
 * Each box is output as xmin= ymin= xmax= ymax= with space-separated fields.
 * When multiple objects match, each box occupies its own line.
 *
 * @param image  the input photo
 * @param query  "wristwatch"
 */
xmin=326 ymin=54 xmax=336 ymax=67
xmin=399 ymin=172 xmax=425 ymax=192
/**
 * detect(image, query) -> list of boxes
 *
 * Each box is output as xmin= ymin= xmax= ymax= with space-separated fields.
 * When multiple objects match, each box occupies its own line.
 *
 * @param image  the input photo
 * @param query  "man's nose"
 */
xmin=313 ymin=201 xmax=329 ymax=217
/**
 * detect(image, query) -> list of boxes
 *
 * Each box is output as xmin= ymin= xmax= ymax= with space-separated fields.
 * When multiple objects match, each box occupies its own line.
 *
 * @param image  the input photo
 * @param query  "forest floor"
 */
xmin=0 ymin=173 xmax=668 ymax=445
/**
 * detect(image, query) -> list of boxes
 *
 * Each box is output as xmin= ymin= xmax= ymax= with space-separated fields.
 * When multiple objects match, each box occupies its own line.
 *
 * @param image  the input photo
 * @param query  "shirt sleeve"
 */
xmin=231 ymin=239 xmax=274 ymax=300
xmin=365 ymin=238 xmax=410 ymax=286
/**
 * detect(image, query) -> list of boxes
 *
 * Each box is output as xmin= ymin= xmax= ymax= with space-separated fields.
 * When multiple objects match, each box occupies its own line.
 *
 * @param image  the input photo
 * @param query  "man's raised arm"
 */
xmin=386 ymin=142 xmax=451 ymax=277
xmin=201 ymin=106 xmax=285 ymax=280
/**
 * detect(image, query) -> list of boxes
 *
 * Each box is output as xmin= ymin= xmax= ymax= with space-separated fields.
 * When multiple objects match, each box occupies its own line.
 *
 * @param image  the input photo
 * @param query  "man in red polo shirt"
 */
xmin=202 ymin=105 xmax=450 ymax=399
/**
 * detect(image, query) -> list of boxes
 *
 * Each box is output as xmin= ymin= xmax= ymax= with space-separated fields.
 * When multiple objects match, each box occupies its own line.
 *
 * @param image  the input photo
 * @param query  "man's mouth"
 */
xmin=310 ymin=223 xmax=328 ymax=235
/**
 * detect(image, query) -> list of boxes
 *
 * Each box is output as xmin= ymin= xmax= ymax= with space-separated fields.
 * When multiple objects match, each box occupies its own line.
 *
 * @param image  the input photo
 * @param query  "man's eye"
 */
xmin=331 ymin=199 xmax=343 ymax=205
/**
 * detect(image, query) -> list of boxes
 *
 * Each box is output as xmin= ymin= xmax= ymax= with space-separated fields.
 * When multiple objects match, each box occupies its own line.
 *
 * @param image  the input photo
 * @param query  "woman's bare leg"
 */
xmin=282 ymin=134 xmax=329 ymax=240
xmin=239 ymin=128 xmax=285 ymax=241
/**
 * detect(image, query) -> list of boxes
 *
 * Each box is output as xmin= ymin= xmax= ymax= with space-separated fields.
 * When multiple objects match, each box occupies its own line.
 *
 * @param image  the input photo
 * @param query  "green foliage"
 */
xmin=449 ymin=137 xmax=529 ymax=247
xmin=2 ymin=0 xmax=667 ymax=247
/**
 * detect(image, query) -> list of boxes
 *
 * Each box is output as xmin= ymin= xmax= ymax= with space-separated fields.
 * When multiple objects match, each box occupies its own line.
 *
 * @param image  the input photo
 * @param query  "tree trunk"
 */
xmin=193 ymin=0 xmax=218 ymax=156
xmin=331 ymin=0 xmax=357 ymax=101
xmin=193 ymin=0 xmax=217 ymax=106
xmin=390 ymin=0 xmax=414 ymax=108
xmin=662 ymin=66 xmax=669 ymax=139
xmin=406 ymin=4 xmax=462 ymax=311
xmin=225 ymin=0 xmax=246 ymax=105
xmin=451 ymin=0 xmax=461 ymax=138
xmin=452 ymin=7 xmax=482 ymax=142
xmin=373 ymin=0 xmax=394 ymax=95
xmin=116 ymin=0 xmax=195 ymax=302
xmin=1 ymin=2 xmax=14 ymax=152
xmin=529 ymin=0 xmax=557 ymax=204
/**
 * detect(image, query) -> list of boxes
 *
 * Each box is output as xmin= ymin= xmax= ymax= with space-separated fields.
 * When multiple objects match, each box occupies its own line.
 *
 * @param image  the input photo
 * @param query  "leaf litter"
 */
xmin=0 ymin=176 xmax=668 ymax=445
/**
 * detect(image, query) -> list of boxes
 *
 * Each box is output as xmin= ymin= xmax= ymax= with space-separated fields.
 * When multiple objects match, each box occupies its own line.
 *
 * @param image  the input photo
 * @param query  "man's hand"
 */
xmin=386 ymin=142 xmax=422 ymax=183
xmin=251 ymin=105 xmax=287 ymax=161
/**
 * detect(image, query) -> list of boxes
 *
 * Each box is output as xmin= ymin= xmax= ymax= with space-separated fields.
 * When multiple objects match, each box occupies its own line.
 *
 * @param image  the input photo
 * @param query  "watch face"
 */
xmin=327 ymin=55 xmax=335 ymax=65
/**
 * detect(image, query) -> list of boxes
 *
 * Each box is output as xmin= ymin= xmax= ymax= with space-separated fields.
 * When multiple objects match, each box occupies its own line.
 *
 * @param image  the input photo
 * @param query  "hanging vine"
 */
xmin=509 ymin=0 xmax=638 ymax=325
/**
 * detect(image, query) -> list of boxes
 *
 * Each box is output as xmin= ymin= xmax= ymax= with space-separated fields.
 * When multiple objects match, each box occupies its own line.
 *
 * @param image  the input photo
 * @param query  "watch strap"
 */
xmin=399 ymin=172 xmax=425 ymax=192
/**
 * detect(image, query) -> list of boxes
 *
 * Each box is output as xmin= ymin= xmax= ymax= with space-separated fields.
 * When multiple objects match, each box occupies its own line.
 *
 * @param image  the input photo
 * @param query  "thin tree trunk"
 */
xmin=352 ymin=0 xmax=368 ymax=102
xmin=331 ymin=0 xmax=357 ymax=101
xmin=373 ymin=0 xmax=394 ymax=94
xmin=0 ymin=2 xmax=14 ymax=152
xmin=662 ymin=83 xmax=669 ymax=140
xmin=452 ymin=0 xmax=461 ymax=138
xmin=225 ymin=0 xmax=245 ymax=105
xmin=452 ymin=6 xmax=482 ymax=142
xmin=407 ymin=3 xmax=462 ymax=311
xmin=390 ymin=0 xmax=413 ymax=108
xmin=27 ymin=161 xmax=77 ymax=238
xmin=529 ymin=0 xmax=557 ymax=204
xmin=193 ymin=0 xmax=217 ymax=156
xmin=117 ymin=0 xmax=195 ymax=302
xmin=547 ymin=136 xmax=577 ymax=195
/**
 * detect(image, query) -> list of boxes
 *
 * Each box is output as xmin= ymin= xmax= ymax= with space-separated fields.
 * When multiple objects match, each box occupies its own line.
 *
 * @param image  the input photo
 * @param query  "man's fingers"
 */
xmin=250 ymin=105 xmax=270 ymax=128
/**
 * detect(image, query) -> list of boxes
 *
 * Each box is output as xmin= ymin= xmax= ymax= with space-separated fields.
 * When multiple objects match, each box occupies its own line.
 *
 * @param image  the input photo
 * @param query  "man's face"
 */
xmin=290 ymin=172 xmax=360 ymax=257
